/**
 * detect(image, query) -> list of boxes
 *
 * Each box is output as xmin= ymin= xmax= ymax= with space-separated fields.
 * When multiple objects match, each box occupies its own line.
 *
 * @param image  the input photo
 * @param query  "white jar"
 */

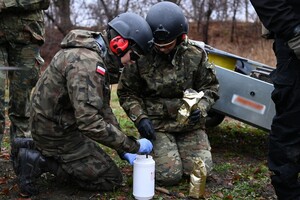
xmin=133 ymin=155 xmax=155 ymax=200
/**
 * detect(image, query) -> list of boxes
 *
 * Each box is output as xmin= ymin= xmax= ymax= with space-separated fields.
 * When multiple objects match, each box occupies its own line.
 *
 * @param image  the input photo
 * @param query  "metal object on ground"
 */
xmin=192 ymin=40 xmax=275 ymax=131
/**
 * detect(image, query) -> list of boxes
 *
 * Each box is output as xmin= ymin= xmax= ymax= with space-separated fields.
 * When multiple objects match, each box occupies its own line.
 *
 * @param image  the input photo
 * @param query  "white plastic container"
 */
xmin=133 ymin=155 xmax=155 ymax=200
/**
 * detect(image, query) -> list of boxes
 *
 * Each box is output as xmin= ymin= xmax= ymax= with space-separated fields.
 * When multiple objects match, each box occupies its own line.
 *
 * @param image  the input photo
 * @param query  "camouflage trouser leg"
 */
xmin=0 ymin=46 xmax=8 ymax=149
xmin=153 ymin=129 xmax=212 ymax=186
xmin=0 ymin=71 xmax=5 ymax=149
xmin=7 ymin=43 xmax=43 ymax=140
xmin=152 ymin=132 xmax=183 ymax=186
xmin=59 ymin=140 xmax=123 ymax=191
xmin=177 ymin=129 xmax=212 ymax=175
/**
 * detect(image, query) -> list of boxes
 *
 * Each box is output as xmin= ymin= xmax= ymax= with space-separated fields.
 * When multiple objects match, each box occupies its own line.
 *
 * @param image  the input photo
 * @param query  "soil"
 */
xmin=0 ymin=102 xmax=276 ymax=200
xmin=0 ymin=129 xmax=277 ymax=200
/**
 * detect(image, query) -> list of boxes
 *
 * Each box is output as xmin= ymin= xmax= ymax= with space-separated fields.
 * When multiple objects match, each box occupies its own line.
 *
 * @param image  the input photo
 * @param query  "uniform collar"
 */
xmin=95 ymin=35 xmax=107 ymax=57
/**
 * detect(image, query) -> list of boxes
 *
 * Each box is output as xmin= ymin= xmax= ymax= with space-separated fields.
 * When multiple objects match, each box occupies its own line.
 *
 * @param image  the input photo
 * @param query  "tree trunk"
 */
xmin=53 ymin=0 xmax=73 ymax=35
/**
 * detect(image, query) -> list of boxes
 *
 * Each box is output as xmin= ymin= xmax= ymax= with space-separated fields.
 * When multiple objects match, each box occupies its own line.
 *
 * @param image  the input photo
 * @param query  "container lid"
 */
xmin=136 ymin=154 xmax=153 ymax=160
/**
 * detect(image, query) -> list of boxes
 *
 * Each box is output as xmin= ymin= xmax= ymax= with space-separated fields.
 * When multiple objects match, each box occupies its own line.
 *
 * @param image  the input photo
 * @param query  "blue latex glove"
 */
xmin=189 ymin=109 xmax=201 ymax=124
xmin=123 ymin=153 xmax=137 ymax=165
xmin=137 ymin=138 xmax=153 ymax=154
xmin=137 ymin=118 xmax=156 ymax=140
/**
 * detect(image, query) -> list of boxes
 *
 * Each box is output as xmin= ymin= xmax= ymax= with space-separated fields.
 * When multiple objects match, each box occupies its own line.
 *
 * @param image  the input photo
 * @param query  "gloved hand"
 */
xmin=189 ymin=109 xmax=201 ymax=124
xmin=137 ymin=138 xmax=153 ymax=154
xmin=288 ymin=34 xmax=300 ymax=60
xmin=137 ymin=118 xmax=156 ymax=140
xmin=123 ymin=153 xmax=137 ymax=165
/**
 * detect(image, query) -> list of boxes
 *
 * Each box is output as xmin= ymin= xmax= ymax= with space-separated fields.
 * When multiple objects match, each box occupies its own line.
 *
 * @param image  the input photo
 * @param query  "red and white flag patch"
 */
xmin=96 ymin=65 xmax=106 ymax=75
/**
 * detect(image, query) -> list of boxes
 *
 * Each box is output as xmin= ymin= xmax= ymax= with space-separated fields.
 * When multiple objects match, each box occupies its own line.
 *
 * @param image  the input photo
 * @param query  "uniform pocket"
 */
xmin=271 ymin=57 xmax=296 ymax=113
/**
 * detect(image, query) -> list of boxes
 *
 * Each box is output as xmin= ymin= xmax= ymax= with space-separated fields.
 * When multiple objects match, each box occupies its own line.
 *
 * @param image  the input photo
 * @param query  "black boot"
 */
xmin=10 ymin=138 xmax=35 ymax=175
xmin=17 ymin=148 xmax=58 ymax=197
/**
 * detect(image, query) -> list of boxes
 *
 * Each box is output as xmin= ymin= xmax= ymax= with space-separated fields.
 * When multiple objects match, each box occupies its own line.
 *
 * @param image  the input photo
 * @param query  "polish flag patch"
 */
xmin=96 ymin=65 xmax=106 ymax=75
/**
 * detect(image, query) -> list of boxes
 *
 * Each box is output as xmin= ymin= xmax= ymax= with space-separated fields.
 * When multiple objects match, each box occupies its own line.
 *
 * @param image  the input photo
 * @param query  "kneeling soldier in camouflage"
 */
xmin=13 ymin=12 xmax=154 ymax=197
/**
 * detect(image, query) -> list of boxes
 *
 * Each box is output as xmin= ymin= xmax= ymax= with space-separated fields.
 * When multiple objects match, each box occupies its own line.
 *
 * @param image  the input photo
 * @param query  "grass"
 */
xmin=110 ymin=84 xmax=138 ymax=137
xmin=108 ymin=85 xmax=275 ymax=200
xmin=0 ymin=84 xmax=275 ymax=199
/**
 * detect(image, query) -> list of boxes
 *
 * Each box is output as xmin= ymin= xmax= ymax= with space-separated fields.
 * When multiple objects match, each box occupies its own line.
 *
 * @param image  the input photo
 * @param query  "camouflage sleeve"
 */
xmin=3 ymin=0 xmax=50 ymax=11
xmin=117 ymin=64 xmax=148 ymax=125
xmin=195 ymin=52 xmax=219 ymax=117
xmin=65 ymin=57 xmax=139 ymax=153
xmin=100 ymin=104 xmax=122 ymax=130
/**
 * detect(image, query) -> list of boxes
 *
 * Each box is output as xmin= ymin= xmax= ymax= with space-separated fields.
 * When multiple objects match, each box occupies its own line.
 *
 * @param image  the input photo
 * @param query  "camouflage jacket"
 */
xmin=0 ymin=0 xmax=50 ymax=45
xmin=117 ymin=39 xmax=219 ymax=132
xmin=31 ymin=30 xmax=139 ymax=157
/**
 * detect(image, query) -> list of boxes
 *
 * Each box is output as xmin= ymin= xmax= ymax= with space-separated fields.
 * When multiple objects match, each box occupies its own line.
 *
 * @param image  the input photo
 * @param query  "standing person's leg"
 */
xmin=268 ymin=40 xmax=300 ymax=200
xmin=0 ymin=70 xmax=5 ymax=151
xmin=8 ymin=43 xmax=44 ymax=140
xmin=177 ymin=129 xmax=212 ymax=175
xmin=0 ymin=46 xmax=8 ymax=151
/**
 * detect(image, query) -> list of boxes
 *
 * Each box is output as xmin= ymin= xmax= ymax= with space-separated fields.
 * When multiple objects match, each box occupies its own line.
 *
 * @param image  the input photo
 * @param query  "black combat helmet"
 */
xmin=108 ymin=12 xmax=153 ymax=54
xmin=146 ymin=2 xmax=188 ymax=43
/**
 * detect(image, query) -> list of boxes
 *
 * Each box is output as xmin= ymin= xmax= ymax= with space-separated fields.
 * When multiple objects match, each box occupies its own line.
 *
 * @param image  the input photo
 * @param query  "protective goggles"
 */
xmin=129 ymin=44 xmax=143 ymax=61
xmin=154 ymin=39 xmax=176 ymax=48
xmin=129 ymin=50 xmax=141 ymax=61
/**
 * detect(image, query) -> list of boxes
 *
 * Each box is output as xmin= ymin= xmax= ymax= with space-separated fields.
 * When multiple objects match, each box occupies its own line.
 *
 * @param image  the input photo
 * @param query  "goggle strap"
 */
xmin=154 ymin=39 xmax=176 ymax=47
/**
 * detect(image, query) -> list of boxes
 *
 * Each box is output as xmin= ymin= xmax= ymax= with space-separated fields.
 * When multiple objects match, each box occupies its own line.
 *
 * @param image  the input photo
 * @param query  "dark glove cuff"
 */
xmin=117 ymin=151 xmax=126 ymax=160
xmin=134 ymin=115 xmax=148 ymax=127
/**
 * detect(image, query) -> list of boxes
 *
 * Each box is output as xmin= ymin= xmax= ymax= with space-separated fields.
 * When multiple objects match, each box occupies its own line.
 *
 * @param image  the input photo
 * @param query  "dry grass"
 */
xmin=41 ymin=21 xmax=276 ymax=70
xmin=189 ymin=21 xmax=276 ymax=68
xmin=210 ymin=38 xmax=275 ymax=67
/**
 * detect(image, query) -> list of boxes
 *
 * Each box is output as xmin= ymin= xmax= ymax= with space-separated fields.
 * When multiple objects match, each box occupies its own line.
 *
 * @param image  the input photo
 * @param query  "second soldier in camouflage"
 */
xmin=118 ymin=2 xmax=219 ymax=186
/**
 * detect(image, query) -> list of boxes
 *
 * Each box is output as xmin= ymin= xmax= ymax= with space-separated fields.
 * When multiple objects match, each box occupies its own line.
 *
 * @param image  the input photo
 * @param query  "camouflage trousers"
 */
xmin=152 ymin=129 xmax=212 ymax=186
xmin=31 ymin=108 xmax=124 ymax=191
xmin=0 ymin=70 xmax=5 ymax=146
xmin=0 ymin=42 xmax=43 ymax=147
xmin=38 ymin=138 xmax=123 ymax=191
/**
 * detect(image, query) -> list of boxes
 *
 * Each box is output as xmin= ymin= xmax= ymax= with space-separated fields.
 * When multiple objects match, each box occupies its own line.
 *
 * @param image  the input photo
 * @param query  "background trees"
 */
xmin=41 ymin=0 xmax=272 ymax=68
xmin=45 ymin=0 xmax=257 ymax=37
